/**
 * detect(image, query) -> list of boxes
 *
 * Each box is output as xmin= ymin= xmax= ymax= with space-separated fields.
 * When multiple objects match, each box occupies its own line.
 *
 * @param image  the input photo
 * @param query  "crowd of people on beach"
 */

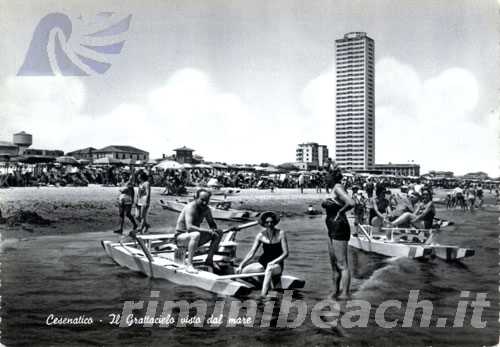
xmin=2 ymin=162 xmax=498 ymax=202
xmin=105 ymin=160 xmax=498 ymax=298
xmin=4 ymin=160 xmax=493 ymax=299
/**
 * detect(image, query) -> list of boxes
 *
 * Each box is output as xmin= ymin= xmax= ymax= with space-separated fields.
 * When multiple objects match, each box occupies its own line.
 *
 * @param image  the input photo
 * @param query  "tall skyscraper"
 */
xmin=335 ymin=32 xmax=375 ymax=170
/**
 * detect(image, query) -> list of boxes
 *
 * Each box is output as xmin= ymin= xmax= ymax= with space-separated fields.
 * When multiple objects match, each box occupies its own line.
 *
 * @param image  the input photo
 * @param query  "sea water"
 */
xmin=0 ymin=207 xmax=498 ymax=346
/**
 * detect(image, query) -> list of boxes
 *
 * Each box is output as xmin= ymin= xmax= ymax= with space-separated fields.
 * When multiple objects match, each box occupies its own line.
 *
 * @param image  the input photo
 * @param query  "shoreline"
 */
xmin=0 ymin=186 xmax=331 ymax=240
xmin=0 ymin=186 xmax=497 ymax=241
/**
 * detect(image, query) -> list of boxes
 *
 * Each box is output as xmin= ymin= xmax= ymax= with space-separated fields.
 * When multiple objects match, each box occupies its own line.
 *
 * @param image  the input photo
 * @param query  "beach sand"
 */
xmin=0 ymin=185 xmax=497 ymax=240
xmin=0 ymin=186 xmax=330 ymax=240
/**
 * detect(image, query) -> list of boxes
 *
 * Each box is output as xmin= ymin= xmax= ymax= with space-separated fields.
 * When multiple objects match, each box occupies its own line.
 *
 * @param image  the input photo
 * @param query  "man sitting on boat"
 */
xmin=368 ymin=186 xmax=392 ymax=228
xmin=236 ymin=211 xmax=289 ymax=297
xmin=175 ymin=189 xmax=222 ymax=273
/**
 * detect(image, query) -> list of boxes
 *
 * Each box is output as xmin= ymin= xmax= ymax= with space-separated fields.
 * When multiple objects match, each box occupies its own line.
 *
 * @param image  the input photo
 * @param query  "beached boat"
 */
xmin=348 ymin=224 xmax=474 ymax=261
xmin=101 ymin=221 xmax=305 ymax=296
xmin=159 ymin=199 xmax=260 ymax=221
xmin=186 ymin=186 xmax=241 ymax=196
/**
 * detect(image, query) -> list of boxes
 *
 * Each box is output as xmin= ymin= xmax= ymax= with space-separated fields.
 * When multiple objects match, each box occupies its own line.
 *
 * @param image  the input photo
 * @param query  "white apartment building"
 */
xmin=296 ymin=142 xmax=329 ymax=169
xmin=335 ymin=32 xmax=375 ymax=170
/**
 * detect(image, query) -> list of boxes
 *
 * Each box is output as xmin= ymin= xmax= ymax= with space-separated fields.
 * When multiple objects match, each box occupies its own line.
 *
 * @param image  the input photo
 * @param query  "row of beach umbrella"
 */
xmin=153 ymin=160 xmax=284 ymax=172
xmin=4 ymin=155 xmax=303 ymax=174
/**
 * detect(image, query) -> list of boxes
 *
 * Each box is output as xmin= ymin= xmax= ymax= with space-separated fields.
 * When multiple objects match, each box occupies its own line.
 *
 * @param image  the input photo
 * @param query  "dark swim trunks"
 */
xmin=322 ymin=198 xmax=351 ymax=241
xmin=325 ymin=217 xmax=350 ymax=241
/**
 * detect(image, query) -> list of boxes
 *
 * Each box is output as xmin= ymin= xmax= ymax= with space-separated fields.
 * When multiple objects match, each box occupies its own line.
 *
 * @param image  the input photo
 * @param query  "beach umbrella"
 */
xmin=19 ymin=155 xmax=55 ymax=164
xmin=211 ymin=163 xmax=228 ymax=169
xmin=211 ymin=163 xmax=226 ymax=169
xmin=278 ymin=162 xmax=300 ymax=171
xmin=263 ymin=166 xmax=280 ymax=173
xmin=195 ymin=163 xmax=212 ymax=169
xmin=207 ymin=177 xmax=221 ymax=187
xmin=120 ymin=158 xmax=134 ymax=165
xmin=94 ymin=157 xmax=121 ymax=165
xmin=155 ymin=160 xmax=183 ymax=170
xmin=56 ymin=156 xmax=78 ymax=165
xmin=77 ymin=159 xmax=90 ymax=165
xmin=235 ymin=165 xmax=253 ymax=170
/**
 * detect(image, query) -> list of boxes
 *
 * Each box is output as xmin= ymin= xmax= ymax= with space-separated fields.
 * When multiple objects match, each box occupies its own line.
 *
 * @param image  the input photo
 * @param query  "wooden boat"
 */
xmin=348 ymin=224 xmax=474 ymax=261
xmin=101 ymin=221 xmax=305 ymax=296
xmin=186 ymin=186 xmax=241 ymax=196
xmin=159 ymin=199 xmax=260 ymax=221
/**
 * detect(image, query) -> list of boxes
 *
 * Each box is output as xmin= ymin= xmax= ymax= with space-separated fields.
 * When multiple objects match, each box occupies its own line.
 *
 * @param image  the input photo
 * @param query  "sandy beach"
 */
xmin=1 ymin=186 xmax=497 ymax=241
xmin=0 ymin=186 xmax=336 ymax=240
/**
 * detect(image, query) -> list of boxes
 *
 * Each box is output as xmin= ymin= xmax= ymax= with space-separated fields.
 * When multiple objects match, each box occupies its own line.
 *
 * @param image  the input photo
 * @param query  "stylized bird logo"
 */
xmin=18 ymin=12 xmax=132 ymax=76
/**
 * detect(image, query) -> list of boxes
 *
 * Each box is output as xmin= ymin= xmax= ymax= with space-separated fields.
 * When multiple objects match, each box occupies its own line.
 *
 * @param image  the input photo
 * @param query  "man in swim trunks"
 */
xmin=175 ymin=189 xmax=222 ymax=273
xmin=453 ymin=185 xmax=466 ymax=210
xmin=476 ymin=184 xmax=484 ymax=208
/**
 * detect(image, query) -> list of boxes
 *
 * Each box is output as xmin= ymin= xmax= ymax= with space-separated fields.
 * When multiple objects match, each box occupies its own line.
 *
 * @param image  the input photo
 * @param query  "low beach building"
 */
xmin=173 ymin=146 xmax=195 ymax=164
xmin=372 ymin=163 xmax=420 ymax=177
xmin=0 ymin=141 xmax=20 ymax=157
xmin=66 ymin=147 xmax=97 ymax=160
xmin=0 ymin=131 xmax=63 ymax=161
xmin=93 ymin=146 xmax=149 ymax=161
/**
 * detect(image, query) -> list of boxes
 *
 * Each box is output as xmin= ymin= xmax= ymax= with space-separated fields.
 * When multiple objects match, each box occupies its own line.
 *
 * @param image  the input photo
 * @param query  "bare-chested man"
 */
xmin=175 ymin=189 xmax=222 ymax=273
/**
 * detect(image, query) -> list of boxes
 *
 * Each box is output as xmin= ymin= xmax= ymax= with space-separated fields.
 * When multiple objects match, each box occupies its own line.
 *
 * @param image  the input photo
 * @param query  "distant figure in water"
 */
xmin=298 ymin=174 xmax=305 ymax=194
xmin=476 ymin=185 xmax=483 ymax=208
xmin=321 ymin=165 xmax=354 ymax=299
xmin=270 ymin=180 xmax=275 ymax=193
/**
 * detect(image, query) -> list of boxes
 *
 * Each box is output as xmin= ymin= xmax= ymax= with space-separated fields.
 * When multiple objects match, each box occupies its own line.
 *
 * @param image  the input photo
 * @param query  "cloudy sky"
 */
xmin=0 ymin=0 xmax=498 ymax=175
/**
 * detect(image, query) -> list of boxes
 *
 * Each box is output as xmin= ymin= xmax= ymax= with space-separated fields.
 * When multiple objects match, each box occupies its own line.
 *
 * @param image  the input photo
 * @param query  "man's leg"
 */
xmin=125 ymin=205 xmax=137 ymax=230
xmin=204 ymin=233 xmax=221 ymax=267
xmin=114 ymin=205 xmax=125 ymax=234
xmin=185 ymin=232 xmax=200 ymax=273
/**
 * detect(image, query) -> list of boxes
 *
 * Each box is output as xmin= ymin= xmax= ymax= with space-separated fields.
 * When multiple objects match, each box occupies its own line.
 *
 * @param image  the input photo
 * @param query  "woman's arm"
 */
xmin=334 ymin=184 xmax=355 ymax=217
xmin=237 ymin=234 xmax=262 ymax=271
xmin=268 ymin=230 xmax=289 ymax=266
xmin=414 ymin=201 xmax=433 ymax=222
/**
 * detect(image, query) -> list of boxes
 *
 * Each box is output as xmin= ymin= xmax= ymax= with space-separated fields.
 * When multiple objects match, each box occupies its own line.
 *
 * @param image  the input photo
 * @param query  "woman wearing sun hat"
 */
xmin=236 ymin=211 xmax=288 ymax=296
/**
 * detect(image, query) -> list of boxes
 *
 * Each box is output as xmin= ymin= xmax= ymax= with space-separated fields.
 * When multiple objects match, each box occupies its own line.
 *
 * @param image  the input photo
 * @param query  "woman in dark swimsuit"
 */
xmin=321 ymin=165 xmax=354 ymax=299
xmin=236 ymin=211 xmax=288 ymax=296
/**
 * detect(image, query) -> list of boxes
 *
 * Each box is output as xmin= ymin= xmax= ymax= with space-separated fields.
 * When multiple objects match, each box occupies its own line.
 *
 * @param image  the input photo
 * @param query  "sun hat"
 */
xmin=259 ymin=211 xmax=280 ymax=227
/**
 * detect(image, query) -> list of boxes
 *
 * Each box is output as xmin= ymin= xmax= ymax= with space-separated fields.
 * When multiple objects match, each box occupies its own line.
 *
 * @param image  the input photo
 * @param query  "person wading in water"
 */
xmin=321 ymin=164 xmax=354 ymax=299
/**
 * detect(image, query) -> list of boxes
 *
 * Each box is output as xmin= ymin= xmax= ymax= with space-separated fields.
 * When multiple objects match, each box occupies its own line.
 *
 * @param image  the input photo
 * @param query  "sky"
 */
xmin=0 ymin=0 xmax=498 ymax=176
